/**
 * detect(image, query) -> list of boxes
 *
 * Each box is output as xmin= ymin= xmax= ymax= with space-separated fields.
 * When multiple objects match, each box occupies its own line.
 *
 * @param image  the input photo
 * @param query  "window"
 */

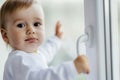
xmin=84 ymin=0 xmax=119 ymax=80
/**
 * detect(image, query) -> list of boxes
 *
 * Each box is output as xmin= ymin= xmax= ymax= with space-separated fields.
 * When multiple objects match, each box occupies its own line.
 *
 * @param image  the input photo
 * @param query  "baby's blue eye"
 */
xmin=17 ymin=23 xmax=25 ymax=28
xmin=34 ymin=22 xmax=41 ymax=27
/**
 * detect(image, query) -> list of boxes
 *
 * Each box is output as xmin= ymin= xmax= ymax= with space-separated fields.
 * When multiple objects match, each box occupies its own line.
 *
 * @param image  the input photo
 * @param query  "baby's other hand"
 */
xmin=74 ymin=55 xmax=90 ymax=74
xmin=55 ymin=21 xmax=63 ymax=39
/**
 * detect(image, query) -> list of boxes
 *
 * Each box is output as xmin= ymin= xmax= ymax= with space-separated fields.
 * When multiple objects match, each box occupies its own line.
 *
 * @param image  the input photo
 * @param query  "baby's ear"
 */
xmin=1 ymin=29 xmax=9 ymax=44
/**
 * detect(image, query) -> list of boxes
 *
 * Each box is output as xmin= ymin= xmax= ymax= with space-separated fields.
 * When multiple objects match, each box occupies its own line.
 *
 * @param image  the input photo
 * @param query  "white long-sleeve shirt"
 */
xmin=3 ymin=36 xmax=78 ymax=80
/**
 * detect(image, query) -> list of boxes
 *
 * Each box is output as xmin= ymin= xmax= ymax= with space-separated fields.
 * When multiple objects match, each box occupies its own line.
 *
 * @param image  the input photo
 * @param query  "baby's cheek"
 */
xmin=38 ymin=32 xmax=45 ymax=43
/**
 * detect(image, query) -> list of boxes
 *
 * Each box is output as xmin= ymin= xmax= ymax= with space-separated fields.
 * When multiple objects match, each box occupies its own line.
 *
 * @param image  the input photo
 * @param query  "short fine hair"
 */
xmin=0 ymin=0 xmax=40 ymax=29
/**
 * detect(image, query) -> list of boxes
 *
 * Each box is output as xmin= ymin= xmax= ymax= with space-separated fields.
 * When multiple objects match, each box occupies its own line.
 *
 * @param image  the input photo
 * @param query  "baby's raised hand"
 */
xmin=74 ymin=55 xmax=90 ymax=74
xmin=55 ymin=21 xmax=63 ymax=39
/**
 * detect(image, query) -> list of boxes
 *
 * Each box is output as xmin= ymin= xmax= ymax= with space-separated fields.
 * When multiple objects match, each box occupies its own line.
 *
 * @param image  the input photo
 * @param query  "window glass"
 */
xmin=41 ymin=0 xmax=85 ymax=64
xmin=41 ymin=1 xmax=86 ymax=79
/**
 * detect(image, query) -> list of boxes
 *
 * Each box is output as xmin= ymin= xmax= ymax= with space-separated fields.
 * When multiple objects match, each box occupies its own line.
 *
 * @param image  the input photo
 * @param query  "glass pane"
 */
xmin=0 ymin=0 xmax=86 ymax=80
xmin=41 ymin=0 xmax=86 ymax=80
xmin=41 ymin=0 xmax=85 ymax=62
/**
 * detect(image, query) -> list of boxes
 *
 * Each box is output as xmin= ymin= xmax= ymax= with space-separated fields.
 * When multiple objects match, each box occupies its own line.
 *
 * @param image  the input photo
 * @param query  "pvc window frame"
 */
xmin=84 ymin=0 xmax=119 ymax=80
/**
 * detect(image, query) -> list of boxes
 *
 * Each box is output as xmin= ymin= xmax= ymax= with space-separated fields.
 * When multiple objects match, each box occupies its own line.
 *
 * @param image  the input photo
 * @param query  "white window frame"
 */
xmin=110 ymin=0 xmax=119 ymax=80
xmin=84 ymin=0 xmax=119 ymax=80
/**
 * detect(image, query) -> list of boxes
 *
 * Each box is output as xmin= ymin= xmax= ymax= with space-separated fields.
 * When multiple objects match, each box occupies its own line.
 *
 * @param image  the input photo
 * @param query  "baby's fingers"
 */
xmin=56 ymin=21 xmax=62 ymax=32
xmin=55 ymin=21 xmax=63 ymax=39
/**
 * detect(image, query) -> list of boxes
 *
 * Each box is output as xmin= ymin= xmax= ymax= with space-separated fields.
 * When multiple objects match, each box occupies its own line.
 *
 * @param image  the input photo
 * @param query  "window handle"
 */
xmin=76 ymin=26 xmax=94 ymax=55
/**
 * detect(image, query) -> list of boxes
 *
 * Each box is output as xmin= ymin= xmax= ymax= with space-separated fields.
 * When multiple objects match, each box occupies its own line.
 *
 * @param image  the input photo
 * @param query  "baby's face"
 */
xmin=5 ymin=4 xmax=45 ymax=53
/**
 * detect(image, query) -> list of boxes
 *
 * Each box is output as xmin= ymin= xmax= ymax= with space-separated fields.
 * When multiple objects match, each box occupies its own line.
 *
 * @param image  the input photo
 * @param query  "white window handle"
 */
xmin=76 ymin=26 xmax=94 ymax=55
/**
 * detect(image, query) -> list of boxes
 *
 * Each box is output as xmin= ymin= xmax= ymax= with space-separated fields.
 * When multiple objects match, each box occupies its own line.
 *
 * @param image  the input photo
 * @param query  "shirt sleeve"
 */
xmin=39 ymin=36 xmax=62 ymax=63
xmin=28 ymin=62 xmax=78 ymax=80
xmin=9 ymin=55 xmax=78 ymax=80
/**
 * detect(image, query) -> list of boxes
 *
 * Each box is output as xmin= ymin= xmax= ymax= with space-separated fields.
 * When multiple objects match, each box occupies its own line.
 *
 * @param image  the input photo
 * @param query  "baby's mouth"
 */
xmin=25 ymin=38 xmax=38 ymax=43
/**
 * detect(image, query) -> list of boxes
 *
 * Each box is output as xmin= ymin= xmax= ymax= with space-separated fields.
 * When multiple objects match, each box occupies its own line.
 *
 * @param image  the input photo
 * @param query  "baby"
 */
xmin=0 ymin=0 xmax=90 ymax=80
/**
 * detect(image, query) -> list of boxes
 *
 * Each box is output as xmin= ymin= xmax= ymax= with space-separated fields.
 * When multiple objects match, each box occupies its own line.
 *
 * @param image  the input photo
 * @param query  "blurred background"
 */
xmin=0 ymin=0 xmax=120 ymax=80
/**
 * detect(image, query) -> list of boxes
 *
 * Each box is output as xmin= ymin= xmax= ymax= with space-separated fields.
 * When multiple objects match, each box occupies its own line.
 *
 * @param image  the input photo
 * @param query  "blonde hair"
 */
xmin=0 ymin=0 xmax=40 ymax=29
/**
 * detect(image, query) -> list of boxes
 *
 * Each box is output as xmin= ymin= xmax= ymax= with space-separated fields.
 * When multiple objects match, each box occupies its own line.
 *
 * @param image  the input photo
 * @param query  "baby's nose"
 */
xmin=26 ymin=27 xmax=36 ymax=35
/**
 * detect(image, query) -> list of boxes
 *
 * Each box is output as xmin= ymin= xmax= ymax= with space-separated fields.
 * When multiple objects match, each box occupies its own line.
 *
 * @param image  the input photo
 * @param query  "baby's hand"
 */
xmin=55 ymin=21 xmax=63 ymax=39
xmin=74 ymin=55 xmax=90 ymax=74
